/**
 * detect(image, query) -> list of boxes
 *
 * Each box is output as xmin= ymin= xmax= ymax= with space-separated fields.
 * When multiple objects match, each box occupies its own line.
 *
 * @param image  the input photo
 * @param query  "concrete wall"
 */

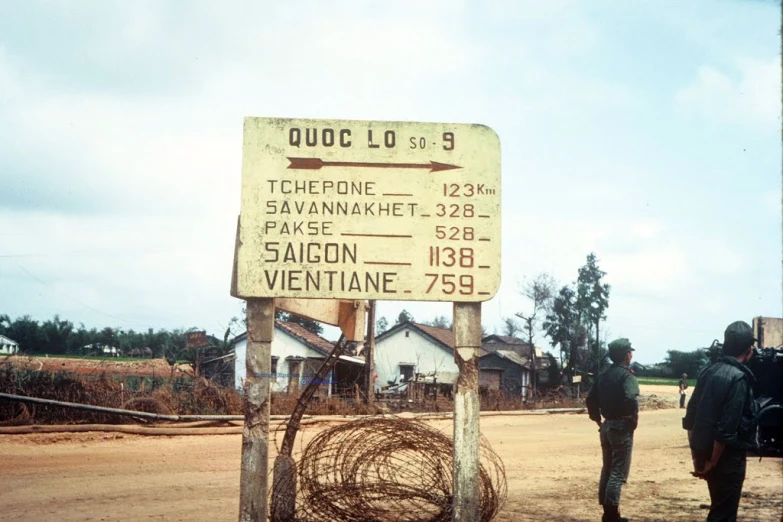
xmin=754 ymin=317 xmax=783 ymax=348
xmin=374 ymin=327 xmax=458 ymax=391
xmin=234 ymin=328 xmax=334 ymax=393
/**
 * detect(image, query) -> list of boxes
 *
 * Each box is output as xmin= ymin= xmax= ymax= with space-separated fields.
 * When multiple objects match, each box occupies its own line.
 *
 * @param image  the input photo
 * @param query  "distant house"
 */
xmin=0 ymin=335 xmax=20 ymax=355
xmin=81 ymin=344 xmax=120 ymax=357
xmin=481 ymin=334 xmax=554 ymax=396
xmin=230 ymin=321 xmax=366 ymax=398
xmin=478 ymin=349 xmax=531 ymax=396
xmin=128 ymin=347 xmax=154 ymax=358
xmin=374 ymin=321 xmax=491 ymax=394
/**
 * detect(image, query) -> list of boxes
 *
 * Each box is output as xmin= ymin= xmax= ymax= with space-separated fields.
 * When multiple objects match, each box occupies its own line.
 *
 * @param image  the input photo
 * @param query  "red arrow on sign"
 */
xmin=287 ymin=157 xmax=461 ymax=173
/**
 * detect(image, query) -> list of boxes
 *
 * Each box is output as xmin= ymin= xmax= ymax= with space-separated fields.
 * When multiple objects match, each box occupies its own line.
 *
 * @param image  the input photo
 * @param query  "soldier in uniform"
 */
xmin=586 ymin=338 xmax=640 ymax=522
xmin=679 ymin=373 xmax=689 ymax=409
xmin=683 ymin=321 xmax=758 ymax=522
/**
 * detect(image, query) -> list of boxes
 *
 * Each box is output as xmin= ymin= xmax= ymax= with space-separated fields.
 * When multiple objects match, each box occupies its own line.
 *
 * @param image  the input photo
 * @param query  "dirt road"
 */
xmin=0 ymin=389 xmax=780 ymax=521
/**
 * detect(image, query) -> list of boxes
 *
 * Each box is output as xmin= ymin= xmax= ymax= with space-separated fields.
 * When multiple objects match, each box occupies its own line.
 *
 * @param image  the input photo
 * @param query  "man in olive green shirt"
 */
xmin=683 ymin=321 xmax=758 ymax=522
xmin=586 ymin=338 xmax=640 ymax=522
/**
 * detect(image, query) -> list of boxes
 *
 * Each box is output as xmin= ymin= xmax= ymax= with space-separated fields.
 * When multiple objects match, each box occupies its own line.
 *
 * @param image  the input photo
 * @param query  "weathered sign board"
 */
xmin=235 ymin=117 xmax=501 ymax=302
xmin=185 ymin=330 xmax=208 ymax=349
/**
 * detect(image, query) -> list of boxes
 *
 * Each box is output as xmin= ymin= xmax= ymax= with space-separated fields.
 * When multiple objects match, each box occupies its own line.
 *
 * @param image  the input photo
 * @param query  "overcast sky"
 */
xmin=1 ymin=0 xmax=780 ymax=364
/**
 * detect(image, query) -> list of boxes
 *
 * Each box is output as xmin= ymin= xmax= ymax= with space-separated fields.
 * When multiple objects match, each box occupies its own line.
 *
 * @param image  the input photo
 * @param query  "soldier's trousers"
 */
xmin=693 ymin=446 xmax=747 ymax=522
xmin=598 ymin=420 xmax=634 ymax=506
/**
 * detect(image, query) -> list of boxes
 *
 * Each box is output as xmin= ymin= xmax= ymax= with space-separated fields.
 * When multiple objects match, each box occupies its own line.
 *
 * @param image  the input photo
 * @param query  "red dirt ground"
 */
xmin=1 ymin=355 xmax=192 ymax=378
xmin=0 ymin=386 xmax=780 ymax=521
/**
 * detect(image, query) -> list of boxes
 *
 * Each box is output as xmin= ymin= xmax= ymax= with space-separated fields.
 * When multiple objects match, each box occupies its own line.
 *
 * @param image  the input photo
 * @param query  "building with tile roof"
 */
xmin=225 ymin=321 xmax=366 ymax=398
xmin=373 ymin=321 xmax=493 ymax=393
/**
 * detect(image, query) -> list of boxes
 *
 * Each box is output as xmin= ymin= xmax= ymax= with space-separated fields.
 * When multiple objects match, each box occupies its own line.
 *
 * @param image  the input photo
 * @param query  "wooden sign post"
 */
xmin=233 ymin=117 xmax=501 ymax=521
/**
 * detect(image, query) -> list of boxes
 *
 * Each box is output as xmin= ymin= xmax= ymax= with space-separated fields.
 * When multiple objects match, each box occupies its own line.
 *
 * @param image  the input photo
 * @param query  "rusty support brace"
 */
xmin=364 ymin=300 xmax=376 ymax=405
xmin=239 ymin=298 xmax=274 ymax=522
xmin=272 ymin=455 xmax=297 ymax=521
xmin=452 ymin=302 xmax=482 ymax=522
xmin=271 ymin=335 xmax=349 ymax=520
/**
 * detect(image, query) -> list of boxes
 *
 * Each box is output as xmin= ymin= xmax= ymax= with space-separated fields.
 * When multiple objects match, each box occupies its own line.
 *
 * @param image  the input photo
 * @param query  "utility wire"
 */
xmin=15 ymin=263 xmax=155 ymax=329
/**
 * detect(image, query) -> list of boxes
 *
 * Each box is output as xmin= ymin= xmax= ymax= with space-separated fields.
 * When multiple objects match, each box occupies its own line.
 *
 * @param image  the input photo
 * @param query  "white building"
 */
xmin=374 ymin=321 xmax=482 ymax=393
xmin=81 ymin=344 xmax=120 ymax=357
xmin=232 ymin=321 xmax=365 ymax=397
xmin=0 ymin=334 xmax=20 ymax=355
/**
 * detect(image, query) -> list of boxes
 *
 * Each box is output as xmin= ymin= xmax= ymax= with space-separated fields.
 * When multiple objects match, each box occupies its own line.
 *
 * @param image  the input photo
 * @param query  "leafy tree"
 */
xmin=97 ymin=327 xmax=119 ymax=351
xmin=2 ymin=315 xmax=46 ymax=354
xmin=396 ymin=309 xmax=414 ymax=324
xmin=376 ymin=316 xmax=389 ymax=334
xmin=665 ymin=349 xmax=709 ymax=377
xmin=576 ymin=253 xmax=611 ymax=375
xmin=275 ymin=310 xmax=323 ymax=335
xmin=543 ymin=285 xmax=587 ymax=379
xmin=66 ymin=324 xmax=90 ymax=354
xmin=222 ymin=316 xmax=243 ymax=350
xmin=40 ymin=315 xmax=74 ymax=355
xmin=422 ymin=315 xmax=451 ymax=329
xmin=502 ymin=317 xmax=521 ymax=337
xmin=515 ymin=273 xmax=556 ymax=398
xmin=545 ymin=352 xmax=562 ymax=385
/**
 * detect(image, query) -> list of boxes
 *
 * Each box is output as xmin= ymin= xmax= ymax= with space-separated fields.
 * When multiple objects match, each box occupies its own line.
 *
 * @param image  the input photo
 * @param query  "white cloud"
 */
xmin=631 ymin=220 xmax=664 ymax=240
xmin=1 ymin=0 xmax=780 ymax=367
xmin=603 ymin=244 xmax=688 ymax=294
xmin=675 ymin=57 xmax=781 ymax=131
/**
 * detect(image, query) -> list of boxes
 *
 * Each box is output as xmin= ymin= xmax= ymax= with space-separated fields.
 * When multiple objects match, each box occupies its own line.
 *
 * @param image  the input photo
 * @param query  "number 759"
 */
xmin=425 ymin=274 xmax=474 ymax=295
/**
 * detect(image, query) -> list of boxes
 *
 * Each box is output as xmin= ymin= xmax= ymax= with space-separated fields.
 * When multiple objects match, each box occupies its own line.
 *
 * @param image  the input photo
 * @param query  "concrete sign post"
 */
xmin=453 ymin=302 xmax=483 ymax=522
xmin=238 ymin=298 xmax=274 ymax=522
xmin=234 ymin=117 xmax=501 ymax=522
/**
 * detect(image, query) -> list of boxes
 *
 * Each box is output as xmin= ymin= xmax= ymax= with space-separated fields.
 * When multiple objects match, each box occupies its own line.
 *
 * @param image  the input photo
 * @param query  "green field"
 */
xmin=637 ymin=377 xmax=696 ymax=387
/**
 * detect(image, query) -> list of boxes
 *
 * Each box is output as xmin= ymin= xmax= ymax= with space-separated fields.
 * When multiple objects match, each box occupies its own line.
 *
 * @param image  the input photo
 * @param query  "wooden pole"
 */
xmin=239 ymin=298 xmax=274 ymax=522
xmin=452 ymin=302 xmax=482 ymax=522
xmin=364 ymin=300 xmax=376 ymax=404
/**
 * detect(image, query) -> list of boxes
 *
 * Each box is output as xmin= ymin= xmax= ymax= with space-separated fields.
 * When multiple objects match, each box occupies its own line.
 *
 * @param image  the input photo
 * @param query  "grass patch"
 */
xmin=637 ymin=377 xmax=696 ymax=387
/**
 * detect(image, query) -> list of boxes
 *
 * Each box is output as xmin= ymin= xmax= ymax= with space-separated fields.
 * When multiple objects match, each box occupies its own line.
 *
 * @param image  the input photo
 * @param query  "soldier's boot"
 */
xmin=602 ymin=505 xmax=629 ymax=522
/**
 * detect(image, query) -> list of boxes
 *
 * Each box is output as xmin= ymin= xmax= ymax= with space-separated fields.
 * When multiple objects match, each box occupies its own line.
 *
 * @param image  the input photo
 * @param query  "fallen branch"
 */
xmin=0 ymin=407 xmax=588 ymax=436
xmin=0 ymin=392 xmax=314 ymax=423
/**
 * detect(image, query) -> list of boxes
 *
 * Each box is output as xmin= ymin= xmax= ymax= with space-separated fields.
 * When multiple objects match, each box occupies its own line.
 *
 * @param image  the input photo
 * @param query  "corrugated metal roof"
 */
xmin=490 ymin=349 xmax=531 ymax=368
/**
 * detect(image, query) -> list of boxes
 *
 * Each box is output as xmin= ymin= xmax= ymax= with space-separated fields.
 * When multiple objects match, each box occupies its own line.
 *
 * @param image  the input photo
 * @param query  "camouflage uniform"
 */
xmin=586 ymin=338 xmax=639 ymax=522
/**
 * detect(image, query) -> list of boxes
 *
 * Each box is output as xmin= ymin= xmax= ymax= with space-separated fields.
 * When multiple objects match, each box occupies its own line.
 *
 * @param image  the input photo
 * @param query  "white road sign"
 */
xmin=235 ymin=117 xmax=501 ymax=302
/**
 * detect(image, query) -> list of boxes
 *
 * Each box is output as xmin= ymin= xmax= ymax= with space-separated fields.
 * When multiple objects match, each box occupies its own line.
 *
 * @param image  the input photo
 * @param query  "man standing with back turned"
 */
xmin=683 ymin=321 xmax=758 ymax=522
xmin=586 ymin=338 xmax=640 ymax=522
xmin=679 ymin=373 xmax=689 ymax=409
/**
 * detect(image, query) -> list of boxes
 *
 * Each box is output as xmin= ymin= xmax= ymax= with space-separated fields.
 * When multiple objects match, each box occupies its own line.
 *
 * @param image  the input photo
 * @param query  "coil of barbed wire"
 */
xmin=283 ymin=416 xmax=505 ymax=522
